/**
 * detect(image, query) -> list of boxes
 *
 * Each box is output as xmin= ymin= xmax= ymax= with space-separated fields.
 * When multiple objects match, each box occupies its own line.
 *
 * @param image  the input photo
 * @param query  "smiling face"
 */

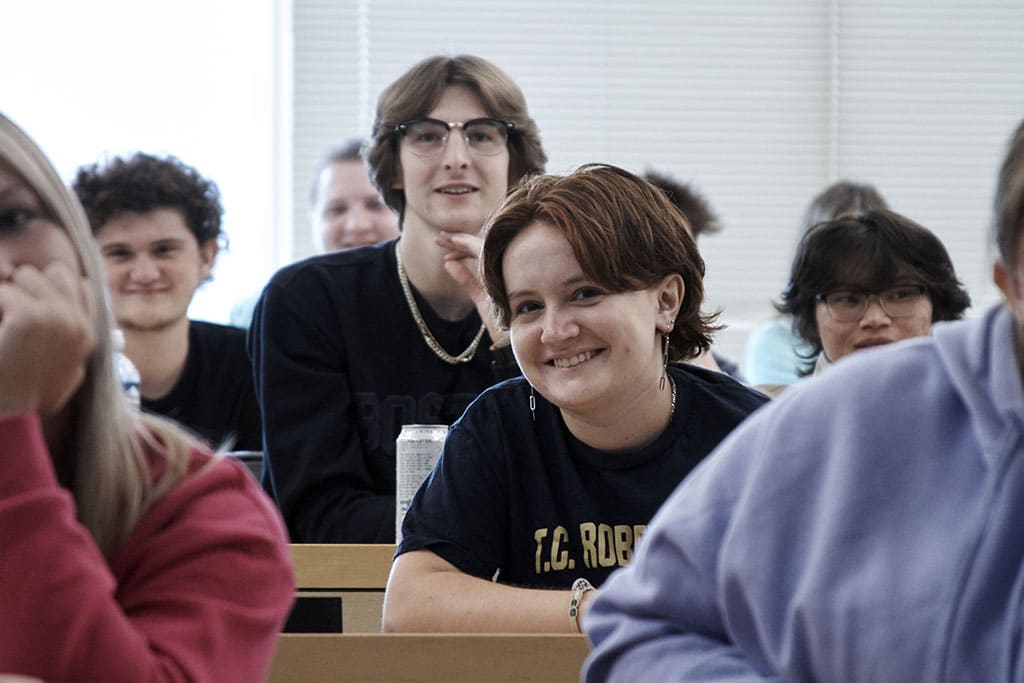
xmin=504 ymin=221 xmax=675 ymax=419
xmin=95 ymin=207 xmax=215 ymax=332
xmin=312 ymin=159 xmax=399 ymax=253
xmin=814 ymin=287 xmax=934 ymax=363
xmin=394 ymin=84 xmax=511 ymax=237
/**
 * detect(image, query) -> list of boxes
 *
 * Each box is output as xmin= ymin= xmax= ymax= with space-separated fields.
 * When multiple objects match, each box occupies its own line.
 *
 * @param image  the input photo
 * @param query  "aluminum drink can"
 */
xmin=395 ymin=424 xmax=449 ymax=542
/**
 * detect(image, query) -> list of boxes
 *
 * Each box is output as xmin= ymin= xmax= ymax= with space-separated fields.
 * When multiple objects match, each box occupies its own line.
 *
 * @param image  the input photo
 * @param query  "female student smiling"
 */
xmin=382 ymin=164 xmax=767 ymax=633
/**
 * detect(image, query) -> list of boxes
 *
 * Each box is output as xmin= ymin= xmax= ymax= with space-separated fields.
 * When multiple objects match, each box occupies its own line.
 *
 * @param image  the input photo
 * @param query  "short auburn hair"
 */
xmin=481 ymin=164 xmax=720 ymax=360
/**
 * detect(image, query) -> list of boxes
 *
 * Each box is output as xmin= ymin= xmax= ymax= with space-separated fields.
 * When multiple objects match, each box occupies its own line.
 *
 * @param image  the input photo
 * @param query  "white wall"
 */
xmin=1 ymin=0 xmax=281 ymax=325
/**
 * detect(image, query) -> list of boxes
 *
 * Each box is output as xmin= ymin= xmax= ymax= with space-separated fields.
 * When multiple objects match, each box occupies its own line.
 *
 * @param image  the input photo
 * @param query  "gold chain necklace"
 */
xmin=395 ymin=243 xmax=486 ymax=365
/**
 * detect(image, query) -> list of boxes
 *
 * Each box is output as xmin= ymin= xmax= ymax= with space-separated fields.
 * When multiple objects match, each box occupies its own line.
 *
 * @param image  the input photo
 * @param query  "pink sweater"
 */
xmin=0 ymin=414 xmax=294 ymax=682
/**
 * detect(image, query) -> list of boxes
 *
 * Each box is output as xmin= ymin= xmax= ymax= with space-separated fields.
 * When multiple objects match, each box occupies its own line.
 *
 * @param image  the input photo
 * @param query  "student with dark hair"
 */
xmin=583 ymin=121 xmax=1024 ymax=682
xmin=73 ymin=153 xmax=261 ymax=450
xmin=382 ymin=164 xmax=767 ymax=633
xmin=250 ymin=54 xmax=547 ymax=542
xmin=777 ymin=209 xmax=970 ymax=375
xmin=0 ymin=113 xmax=292 ymax=683
xmin=744 ymin=180 xmax=890 ymax=385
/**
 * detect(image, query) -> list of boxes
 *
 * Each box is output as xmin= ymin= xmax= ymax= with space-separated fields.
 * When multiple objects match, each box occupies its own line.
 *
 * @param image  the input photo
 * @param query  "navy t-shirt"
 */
xmin=398 ymin=363 xmax=769 ymax=588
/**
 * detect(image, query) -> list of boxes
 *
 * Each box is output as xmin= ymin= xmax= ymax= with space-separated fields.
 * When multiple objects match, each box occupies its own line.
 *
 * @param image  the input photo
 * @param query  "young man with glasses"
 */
xmin=249 ymin=54 xmax=546 ymax=542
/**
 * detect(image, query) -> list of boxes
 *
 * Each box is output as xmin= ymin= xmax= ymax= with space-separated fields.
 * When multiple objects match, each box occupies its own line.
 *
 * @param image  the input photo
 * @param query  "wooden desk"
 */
xmin=291 ymin=544 xmax=395 ymax=589
xmin=268 ymin=633 xmax=590 ymax=682
xmin=288 ymin=544 xmax=395 ymax=633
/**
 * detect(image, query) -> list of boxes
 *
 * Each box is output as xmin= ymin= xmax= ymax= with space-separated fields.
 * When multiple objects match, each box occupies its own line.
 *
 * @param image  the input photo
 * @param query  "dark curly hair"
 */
xmin=777 ymin=209 xmax=971 ymax=373
xmin=482 ymin=163 xmax=721 ymax=361
xmin=72 ymin=152 xmax=223 ymax=246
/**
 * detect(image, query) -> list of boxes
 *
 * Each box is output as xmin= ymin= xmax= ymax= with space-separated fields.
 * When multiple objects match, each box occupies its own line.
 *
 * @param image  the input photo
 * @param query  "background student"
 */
xmin=776 ymin=209 xmax=969 ymax=379
xmin=74 ymin=153 xmax=262 ymax=450
xmin=743 ymin=180 xmax=890 ymax=385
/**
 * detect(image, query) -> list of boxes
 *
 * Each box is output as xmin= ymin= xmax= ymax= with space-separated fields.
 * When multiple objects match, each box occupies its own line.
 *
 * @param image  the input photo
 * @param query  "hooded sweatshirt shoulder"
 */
xmin=584 ymin=306 xmax=1024 ymax=683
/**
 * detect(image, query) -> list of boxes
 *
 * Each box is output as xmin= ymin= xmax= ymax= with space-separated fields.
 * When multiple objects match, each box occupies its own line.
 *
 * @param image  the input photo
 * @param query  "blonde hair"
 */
xmin=0 ymin=113 xmax=193 ymax=559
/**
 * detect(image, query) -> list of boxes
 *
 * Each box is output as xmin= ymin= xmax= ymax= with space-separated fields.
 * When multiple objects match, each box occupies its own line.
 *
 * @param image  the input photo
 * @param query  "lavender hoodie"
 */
xmin=585 ymin=305 xmax=1024 ymax=682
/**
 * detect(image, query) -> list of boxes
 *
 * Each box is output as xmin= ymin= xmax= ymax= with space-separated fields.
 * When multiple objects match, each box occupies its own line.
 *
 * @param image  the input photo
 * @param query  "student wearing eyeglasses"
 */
xmin=743 ymin=180 xmax=890 ymax=387
xmin=775 ymin=209 xmax=970 ymax=378
xmin=249 ymin=55 xmax=546 ymax=542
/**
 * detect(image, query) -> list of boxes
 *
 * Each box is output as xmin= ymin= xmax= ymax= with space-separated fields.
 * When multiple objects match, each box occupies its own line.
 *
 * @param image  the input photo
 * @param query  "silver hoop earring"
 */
xmin=659 ymin=333 xmax=670 ymax=391
xmin=529 ymin=384 xmax=537 ymax=421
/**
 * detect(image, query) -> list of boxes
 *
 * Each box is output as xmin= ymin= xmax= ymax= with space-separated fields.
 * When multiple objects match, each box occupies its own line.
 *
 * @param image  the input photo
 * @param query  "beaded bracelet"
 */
xmin=569 ymin=577 xmax=594 ymax=633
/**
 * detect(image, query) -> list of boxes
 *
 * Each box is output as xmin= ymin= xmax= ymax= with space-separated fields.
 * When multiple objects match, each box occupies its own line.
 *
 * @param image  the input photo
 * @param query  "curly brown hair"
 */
xmin=73 ymin=152 xmax=223 ymax=246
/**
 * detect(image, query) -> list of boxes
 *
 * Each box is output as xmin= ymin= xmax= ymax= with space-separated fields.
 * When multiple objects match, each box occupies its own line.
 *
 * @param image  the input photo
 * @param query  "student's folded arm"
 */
xmin=382 ymin=549 xmax=583 ymax=633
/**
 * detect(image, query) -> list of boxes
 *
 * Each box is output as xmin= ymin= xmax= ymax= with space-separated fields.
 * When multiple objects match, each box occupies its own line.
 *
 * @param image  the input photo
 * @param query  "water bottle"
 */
xmin=111 ymin=329 xmax=141 ymax=408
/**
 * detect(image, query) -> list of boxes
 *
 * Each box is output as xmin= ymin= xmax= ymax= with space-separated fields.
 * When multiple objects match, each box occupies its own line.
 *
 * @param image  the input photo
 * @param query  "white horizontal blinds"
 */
xmin=835 ymin=0 xmax=1024 ymax=316
xmin=290 ymin=0 xmax=1024 ymax=361
xmin=291 ymin=0 xmax=363 ymax=259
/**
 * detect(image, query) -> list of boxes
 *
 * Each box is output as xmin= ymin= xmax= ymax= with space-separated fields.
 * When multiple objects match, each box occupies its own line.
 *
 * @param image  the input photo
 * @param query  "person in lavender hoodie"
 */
xmin=584 ymin=118 xmax=1024 ymax=682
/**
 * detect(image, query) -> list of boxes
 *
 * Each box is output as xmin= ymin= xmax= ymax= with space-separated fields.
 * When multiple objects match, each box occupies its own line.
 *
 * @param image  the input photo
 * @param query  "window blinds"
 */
xmin=290 ymin=0 xmax=1024 ymax=362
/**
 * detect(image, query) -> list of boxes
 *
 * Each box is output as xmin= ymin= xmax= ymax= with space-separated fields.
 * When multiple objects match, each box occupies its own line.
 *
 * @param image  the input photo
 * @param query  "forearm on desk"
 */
xmin=382 ymin=549 xmax=593 ymax=633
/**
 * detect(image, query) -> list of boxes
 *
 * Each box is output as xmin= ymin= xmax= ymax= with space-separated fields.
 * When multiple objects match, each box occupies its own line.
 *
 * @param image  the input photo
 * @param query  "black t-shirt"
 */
xmin=249 ymin=240 xmax=512 ymax=543
xmin=141 ymin=320 xmax=262 ymax=451
xmin=397 ymin=364 xmax=769 ymax=588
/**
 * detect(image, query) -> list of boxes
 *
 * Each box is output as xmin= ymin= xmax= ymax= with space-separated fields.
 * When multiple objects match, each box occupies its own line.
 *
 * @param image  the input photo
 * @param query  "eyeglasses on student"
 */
xmin=816 ymin=284 xmax=929 ymax=322
xmin=394 ymin=117 xmax=513 ymax=158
